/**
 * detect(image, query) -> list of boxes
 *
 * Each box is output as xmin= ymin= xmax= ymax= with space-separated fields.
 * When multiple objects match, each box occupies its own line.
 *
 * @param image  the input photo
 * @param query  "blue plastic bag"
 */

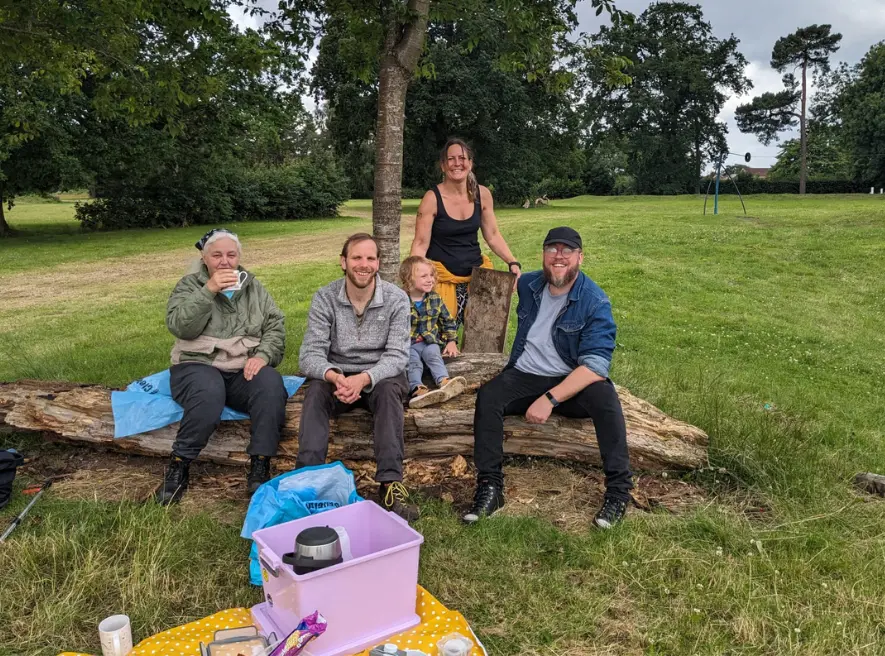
xmin=241 ymin=462 xmax=363 ymax=585
xmin=111 ymin=369 xmax=305 ymax=438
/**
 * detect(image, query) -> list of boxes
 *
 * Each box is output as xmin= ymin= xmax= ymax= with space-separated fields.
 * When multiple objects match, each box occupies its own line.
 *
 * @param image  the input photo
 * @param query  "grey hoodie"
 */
xmin=299 ymin=275 xmax=410 ymax=391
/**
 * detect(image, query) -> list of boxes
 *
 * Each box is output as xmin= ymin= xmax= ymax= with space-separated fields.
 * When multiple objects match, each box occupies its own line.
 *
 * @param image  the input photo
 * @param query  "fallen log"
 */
xmin=0 ymin=354 xmax=709 ymax=471
xmin=854 ymin=472 xmax=885 ymax=497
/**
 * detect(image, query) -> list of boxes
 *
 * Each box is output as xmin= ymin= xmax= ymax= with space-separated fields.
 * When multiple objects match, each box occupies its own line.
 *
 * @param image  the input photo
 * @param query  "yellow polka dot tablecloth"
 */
xmin=58 ymin=608 xmax=253 ymax=656
xmin=352 ymin=586 xmax=485 ymax=655
xmin=58 ymin=586 xmax=485 ymax=656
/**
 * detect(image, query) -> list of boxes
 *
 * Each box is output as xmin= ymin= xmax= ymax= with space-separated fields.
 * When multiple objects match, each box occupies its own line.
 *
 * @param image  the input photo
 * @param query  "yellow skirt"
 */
xmin=430 ymin=254 xmax=493 ymax=319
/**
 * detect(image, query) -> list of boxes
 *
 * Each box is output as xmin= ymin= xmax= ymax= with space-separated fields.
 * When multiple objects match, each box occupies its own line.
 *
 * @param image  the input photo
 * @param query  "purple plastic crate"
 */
xmin=251 ymin=500 xmax=423 ymax=656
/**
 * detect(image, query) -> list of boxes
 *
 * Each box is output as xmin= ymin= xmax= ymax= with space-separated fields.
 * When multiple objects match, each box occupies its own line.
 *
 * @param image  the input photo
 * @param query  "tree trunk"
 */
xmin=799 ymin=59 xmax=808 ymax=195
xmin=694 ymin=136 xmax=702 ymax=195
xmin=854 ymin=472 xmax=885 ymax=497
xmin=461 ymin=268 xmax=515 ymax=353
xmin=0 ymin=181 xmax=10 ymax=236
xmin=372 ymin=0 xmax=431 ymax=282
xmin=0 ymin=355 xmax=709 ymax=472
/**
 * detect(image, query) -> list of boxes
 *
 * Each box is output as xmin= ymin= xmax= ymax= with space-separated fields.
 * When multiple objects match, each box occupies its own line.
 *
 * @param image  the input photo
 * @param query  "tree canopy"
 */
xmin=584 ymin=2 xmax=750 ymax=194
xmin=839 ymin=42 xmax=885 ymax=186
xmin=735 ymin=24 xmax=842 ymax=194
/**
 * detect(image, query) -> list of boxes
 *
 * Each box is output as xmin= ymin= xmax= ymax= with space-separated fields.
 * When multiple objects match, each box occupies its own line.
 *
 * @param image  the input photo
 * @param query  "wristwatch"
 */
xmin=544 ymin=391 xmax=560 ymax=407
xmin=508 ymin=261 xmax=521 ymax=271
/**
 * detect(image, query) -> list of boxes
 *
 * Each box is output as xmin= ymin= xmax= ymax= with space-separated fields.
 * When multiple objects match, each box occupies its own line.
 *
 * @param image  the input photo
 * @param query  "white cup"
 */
xmin=225 ymin=270 xmax=248 ymax=291
xmin=98 ymin=614 xmax=133 ymax=656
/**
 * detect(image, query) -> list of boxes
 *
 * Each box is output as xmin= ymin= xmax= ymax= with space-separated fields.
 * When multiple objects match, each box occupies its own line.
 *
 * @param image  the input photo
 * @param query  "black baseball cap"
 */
xmin=543 ymin=226 xmax=582 ymax=250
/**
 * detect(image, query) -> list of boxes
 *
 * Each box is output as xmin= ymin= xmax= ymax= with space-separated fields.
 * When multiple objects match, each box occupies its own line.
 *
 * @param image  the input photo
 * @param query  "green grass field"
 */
xmin=1 ymin=194 xmax=884 ymax=655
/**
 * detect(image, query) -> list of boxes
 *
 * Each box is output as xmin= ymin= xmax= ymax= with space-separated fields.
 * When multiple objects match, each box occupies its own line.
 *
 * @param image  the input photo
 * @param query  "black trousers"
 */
xmin=473 ymin=367 xmax=633 ymax=501
xmin=296 ymin=373 xmax=409 ymax=483
xmin=169 ymin=362 xmax=288 ymax=461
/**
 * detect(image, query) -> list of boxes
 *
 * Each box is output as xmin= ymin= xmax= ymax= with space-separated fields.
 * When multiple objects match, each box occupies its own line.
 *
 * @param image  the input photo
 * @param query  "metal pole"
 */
xmin=713 ymin=159 xmax=722 ymax=215
xmin=0 ymin=482 xmax=51 ymax=543
xmin=702 ymin=177 xmax=714 ymax=215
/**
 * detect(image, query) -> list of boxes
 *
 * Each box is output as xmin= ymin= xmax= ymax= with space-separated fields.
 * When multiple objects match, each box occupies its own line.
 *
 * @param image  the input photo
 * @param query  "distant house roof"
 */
xmin=744 ymin=167 xmax=770 ymax=178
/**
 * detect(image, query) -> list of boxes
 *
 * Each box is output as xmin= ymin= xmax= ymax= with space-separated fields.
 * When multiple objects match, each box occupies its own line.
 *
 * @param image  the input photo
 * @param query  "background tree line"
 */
xmin=2 ymin=1 xmax=885 ymax=238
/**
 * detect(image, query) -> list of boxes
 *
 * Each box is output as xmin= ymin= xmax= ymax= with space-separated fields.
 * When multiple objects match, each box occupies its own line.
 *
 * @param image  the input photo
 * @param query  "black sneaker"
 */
xmin=247 ymin=455 xmax=272 ymax=494
xmin=593 ymin=495 xmax=628 ymax=529
xmin=154 ymin=455 xmax=190 ymax=505
xmin=462 ymin=481 xmax=505 ymax=524
xmin=379 ymin=481 xmax=420 ymax=522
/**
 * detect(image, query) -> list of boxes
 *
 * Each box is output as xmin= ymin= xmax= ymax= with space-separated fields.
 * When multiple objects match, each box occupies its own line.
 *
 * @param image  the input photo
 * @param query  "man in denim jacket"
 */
xmin=464 ymin=226 xmax=633 ymax=528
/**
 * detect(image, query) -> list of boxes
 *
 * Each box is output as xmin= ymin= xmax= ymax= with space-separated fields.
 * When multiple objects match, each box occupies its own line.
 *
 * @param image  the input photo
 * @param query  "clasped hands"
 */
xmin=329 ymin=371 xmax=371 ymax=404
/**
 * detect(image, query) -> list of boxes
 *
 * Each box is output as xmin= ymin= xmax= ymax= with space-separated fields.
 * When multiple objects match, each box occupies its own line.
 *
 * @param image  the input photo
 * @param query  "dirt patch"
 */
xmin=0 ymin=212 xmax=417 ymax=322
xmin=0 ymin=228 xmax=374 ymax=314
xmin=16 ymin=438 xmax=708 ymax=526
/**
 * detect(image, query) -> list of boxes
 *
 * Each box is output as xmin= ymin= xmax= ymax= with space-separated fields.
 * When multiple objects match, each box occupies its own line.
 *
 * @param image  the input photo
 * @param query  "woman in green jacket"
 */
xmin=156 ymin=229 xmax=287 ymax=505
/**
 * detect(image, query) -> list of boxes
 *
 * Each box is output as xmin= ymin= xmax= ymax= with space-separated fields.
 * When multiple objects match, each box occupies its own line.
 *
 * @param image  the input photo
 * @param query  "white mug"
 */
xmin=225 ymin=270 xmax=248 ymax=291
xmin=98 ymin=614 xmax=133 ymax=656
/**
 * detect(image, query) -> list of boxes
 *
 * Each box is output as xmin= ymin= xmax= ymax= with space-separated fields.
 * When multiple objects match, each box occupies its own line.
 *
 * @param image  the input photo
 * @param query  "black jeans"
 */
xmin=169 ymin=362 xmax=288 ymax=461
xmin=473 ymin=367 xmax=633 ymax=501
xmin=296 ymin=373 xmax=409 ymax=483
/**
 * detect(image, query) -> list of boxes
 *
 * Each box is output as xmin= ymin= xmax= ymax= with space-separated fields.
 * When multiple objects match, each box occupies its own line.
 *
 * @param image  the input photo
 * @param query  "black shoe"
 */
xmin=247 ymin=455 xmax=272 ymax=494
xmin=154 ymin=455 xmax=190 ymax=505
xmin=593 ymin=495 xmax=628 ymax=529
xmin=378 ymin=481 xmax=420 ymax=522
xmin=462 ymin=481 xmax=505 ymax=524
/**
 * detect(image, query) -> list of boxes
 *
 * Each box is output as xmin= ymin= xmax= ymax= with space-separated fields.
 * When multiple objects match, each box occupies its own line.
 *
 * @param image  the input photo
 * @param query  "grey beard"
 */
xmin=544 ymin=265 xmax=578 ymax=289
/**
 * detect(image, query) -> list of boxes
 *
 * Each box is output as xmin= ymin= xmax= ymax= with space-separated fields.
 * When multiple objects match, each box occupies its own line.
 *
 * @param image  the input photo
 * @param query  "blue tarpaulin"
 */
xmin=241 ymin=462 xmax=363 ymax=585
xmin=111 ymin=369 xmax=305 ymax=438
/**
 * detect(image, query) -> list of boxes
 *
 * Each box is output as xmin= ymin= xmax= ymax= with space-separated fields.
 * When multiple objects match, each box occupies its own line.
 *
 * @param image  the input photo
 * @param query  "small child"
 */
xmin=399 ymin=255 xmax=467 ymax=408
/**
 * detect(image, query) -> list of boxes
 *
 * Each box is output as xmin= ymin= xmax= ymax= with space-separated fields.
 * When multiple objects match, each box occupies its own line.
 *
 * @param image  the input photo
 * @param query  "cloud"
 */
xmin=719 ymin=60 xmax=796 ymax=168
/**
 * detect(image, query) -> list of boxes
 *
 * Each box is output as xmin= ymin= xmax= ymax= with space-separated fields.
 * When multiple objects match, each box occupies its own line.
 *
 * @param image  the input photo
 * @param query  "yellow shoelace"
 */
xmin=384 ymin=481 xmax=410 ymax=506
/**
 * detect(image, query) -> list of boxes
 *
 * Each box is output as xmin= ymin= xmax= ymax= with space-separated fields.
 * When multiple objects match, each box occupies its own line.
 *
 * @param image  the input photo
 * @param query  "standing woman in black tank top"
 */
xmin=409 ymin=139 xmax=521 ymax=341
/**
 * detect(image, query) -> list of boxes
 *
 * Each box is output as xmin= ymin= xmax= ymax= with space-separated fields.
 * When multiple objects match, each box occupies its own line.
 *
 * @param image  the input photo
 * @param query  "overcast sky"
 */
xmin=230 ymin=1 xmax=884 ymax=171
xmin=579 ymin=0 xmax=885 ymax=169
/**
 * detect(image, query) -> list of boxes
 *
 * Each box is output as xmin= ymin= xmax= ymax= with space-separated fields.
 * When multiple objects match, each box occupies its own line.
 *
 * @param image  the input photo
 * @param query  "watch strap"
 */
xmin=544 ymin=391 xmax=560 ymax=407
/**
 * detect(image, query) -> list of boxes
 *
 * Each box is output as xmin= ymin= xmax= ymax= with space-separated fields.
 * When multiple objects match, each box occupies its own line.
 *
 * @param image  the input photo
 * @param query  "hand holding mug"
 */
xmin=206 ymin=269 xmax=240 ymax=293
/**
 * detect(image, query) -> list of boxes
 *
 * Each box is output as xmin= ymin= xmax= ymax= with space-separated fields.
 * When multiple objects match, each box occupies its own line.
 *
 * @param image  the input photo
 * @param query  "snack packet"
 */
xmin=267 ymin=611 xmax=327 ymax=656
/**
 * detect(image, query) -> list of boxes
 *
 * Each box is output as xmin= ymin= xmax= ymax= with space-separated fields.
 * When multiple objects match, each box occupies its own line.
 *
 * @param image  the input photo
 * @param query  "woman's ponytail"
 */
xmin=467 ymin=171 xmax=479 ymax=203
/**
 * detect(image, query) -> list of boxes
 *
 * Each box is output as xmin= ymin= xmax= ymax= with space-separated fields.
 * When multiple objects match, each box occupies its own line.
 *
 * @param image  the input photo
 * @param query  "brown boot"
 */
xmin=378 ymin=481 xmax=420 ymax=522
xmin=408 ymin=384 xmax=431 ymax=407
xmin=408 ymin=376 xmax=467 ymax=409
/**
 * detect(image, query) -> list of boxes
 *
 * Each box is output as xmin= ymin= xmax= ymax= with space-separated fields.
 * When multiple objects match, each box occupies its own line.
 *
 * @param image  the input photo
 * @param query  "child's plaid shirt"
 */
xmin=409 ymin=291 xmax=459 ymax=345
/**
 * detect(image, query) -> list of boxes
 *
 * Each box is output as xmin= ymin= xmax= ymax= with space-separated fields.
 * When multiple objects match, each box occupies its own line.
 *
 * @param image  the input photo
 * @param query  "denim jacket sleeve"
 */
xmin=578 ymin=298 xmax=616 ymax=378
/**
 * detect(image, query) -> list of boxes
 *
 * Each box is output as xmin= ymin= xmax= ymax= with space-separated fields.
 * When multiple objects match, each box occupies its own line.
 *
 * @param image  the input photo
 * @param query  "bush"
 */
xmin=77 ymin=156 xmax=350 ymax=231
xmin=582 ymin=165 xmax=616 ymax=196
xmin=613 ymin=174 xmax=637 ymax=196
xmin=231 ymin=158 xmax=350 ymax=221
xmin=533 ymin=177 xmax=586 ymax=200
xmin=401 ymin=187 xmax=427 ymax=200
xmin=76 ymin=178 xmax=234 ymax=231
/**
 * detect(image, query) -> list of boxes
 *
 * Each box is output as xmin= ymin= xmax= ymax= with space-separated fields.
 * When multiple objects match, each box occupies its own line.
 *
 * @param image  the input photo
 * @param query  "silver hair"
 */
xmin=202 ymin=229 xmax=242 ymax=254
xmin=188 ymin=231 xmax=243 ymax=274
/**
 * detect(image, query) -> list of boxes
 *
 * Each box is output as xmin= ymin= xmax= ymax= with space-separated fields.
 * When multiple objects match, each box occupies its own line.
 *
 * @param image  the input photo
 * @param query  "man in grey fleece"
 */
xmin=298 ymin=233 xmax=418 ymax=521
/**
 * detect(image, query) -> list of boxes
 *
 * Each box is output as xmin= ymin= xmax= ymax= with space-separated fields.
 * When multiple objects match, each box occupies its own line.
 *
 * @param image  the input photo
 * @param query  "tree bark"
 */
xmin=0 ymin=355 xmax=709 ymax=472
xmin=372 ymin=0 xmax=431 ymax=281
xmin=854 ymin=472 xmax=885 ymax=497
xmin=0 ymin=181 xmax=11 ymax=236
xmin=799 ymin=59 xmax=808 ymax=195
xmin=461 ymin=268 xmax=515 ymax=353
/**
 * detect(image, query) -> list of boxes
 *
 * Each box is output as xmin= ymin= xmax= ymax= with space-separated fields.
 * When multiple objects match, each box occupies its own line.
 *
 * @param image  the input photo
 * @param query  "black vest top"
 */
xmin=425 ymin=185 xmax=483 ymax=276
